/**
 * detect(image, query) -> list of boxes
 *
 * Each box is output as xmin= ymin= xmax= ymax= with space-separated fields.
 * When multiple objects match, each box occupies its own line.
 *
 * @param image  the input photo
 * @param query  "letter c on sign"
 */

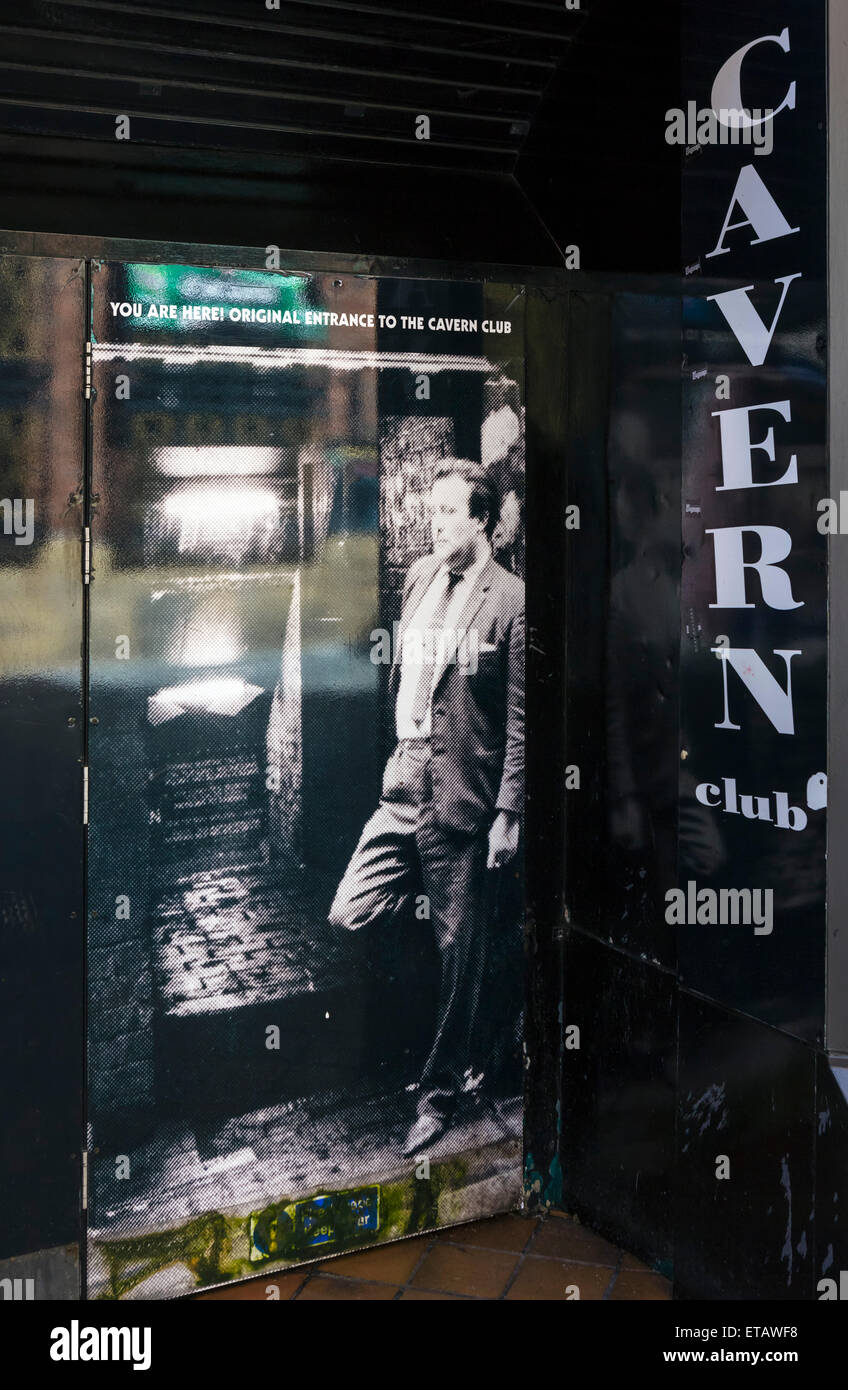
xmin=711 ymin=26 xmax=796 ymax=129
xmin=696 ymin=782 xmax=722 ymax=807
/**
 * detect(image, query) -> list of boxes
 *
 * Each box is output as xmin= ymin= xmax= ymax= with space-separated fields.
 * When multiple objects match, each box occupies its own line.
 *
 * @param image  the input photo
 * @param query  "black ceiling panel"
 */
xmin=0 ymin=0 xmax=588 ymax=171
xmin=0 ymin=1 xmax=684 ymax=274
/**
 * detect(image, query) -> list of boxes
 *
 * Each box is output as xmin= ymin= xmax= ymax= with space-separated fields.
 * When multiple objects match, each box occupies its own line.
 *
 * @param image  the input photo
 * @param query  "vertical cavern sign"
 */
xmin=679 ymin=5 xmax=827 ymax=1036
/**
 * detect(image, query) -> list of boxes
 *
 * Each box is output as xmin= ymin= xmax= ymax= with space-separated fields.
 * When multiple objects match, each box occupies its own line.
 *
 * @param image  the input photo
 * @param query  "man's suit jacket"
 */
xmin=389 ymin=551 xmax=524 ymax=836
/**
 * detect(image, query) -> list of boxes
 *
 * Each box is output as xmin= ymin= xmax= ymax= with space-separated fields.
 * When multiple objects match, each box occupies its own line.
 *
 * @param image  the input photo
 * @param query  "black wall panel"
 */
xmin=675 ymin=992 xmax=815 ymax=1301
xmin=0 ymin=255 xmax=85 ymax=1292
xmin=561 ymin=932 xmax=676 ymax=1272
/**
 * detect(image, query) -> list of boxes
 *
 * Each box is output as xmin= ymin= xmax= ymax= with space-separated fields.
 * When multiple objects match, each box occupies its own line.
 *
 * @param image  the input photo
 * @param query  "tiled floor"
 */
xmin=193 ymin=1211 xmax=672 ymax=1300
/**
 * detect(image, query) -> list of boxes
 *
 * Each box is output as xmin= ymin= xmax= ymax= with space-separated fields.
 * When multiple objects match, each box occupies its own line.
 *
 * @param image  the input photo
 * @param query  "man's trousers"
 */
xmin=328 ymin=737 xmax=490 ymax=1121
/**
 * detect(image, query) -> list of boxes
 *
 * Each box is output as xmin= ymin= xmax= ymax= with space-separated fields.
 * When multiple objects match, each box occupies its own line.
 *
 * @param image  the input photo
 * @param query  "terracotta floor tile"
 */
xmin=410 ymin=1242 xmax=519 ymax=1299
xmin=295 ymin=1275 xmax=400 ymax=1301
xmin=190 ymin=1214 xmax=671 ymax=1301
xmin=610 ymin=1272 xmax=672 ymax=1301
xmin=438 ymin=1213 xmax=537 ymax=1253
xmin=399 ymin=1288 xmax=470 ymax=1300
xmin=505 ymin=1258 xmax=614 ymax=1301
xmin=620 ymin=1252 xmax=652 ymax=1273
xmin=529 ymin=1219 xmax=621 ymax=1266
xmin=318 ymin=1238 xmax=427 ymax=1283
xmin=194 ymin=1270 xmax=305 ymax=1300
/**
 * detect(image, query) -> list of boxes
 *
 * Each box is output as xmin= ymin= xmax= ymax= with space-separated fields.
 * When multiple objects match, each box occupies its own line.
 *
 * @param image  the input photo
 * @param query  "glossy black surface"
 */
xmin=564 ymin=289 xmax=682 ymax=969
xmin=559 ymin=289 xmax=682 ymax=1268
xmin=562 ymin=291 xmax=610 ymax=942
xmin=560 ymin=930 xmax=676 ymax=1269
xmin=0 ymin=137 xmax=562 ymax=270
xmin=603 ymin=293 xmax=681 ymax=969
xmin=522 ymin=285 xmax=569 ymax=1202
xmin=0 ymin=255 xmax=85 ymax=1274
xmin=516 ymin=1 xmax=681 ymax=271
xmin=813 ymin=1056 xmax=848 ymax=1291
xmin=675 ymin=991 xmax=815 ymax=1301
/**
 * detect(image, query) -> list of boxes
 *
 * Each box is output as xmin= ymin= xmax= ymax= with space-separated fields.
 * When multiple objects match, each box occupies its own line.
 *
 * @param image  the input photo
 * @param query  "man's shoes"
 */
xmin=402 ymin=1111 xmax=449 ymax=1158
xmin=461 ymin=1066 xmax=485 ymax=1095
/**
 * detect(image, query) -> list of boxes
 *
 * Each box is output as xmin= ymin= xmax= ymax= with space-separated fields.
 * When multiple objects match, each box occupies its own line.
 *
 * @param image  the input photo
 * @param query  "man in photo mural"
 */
xmin=329 ymin=458 xmax=525 ymax=1155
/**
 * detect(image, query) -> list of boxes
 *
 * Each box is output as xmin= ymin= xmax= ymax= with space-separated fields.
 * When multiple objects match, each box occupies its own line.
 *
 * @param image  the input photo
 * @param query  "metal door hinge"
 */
xmin=83 ymin=527 xmax=91 ymax=584
xmin=84 ymin=341 xmax=92 ymax=399
xmin=83 ymin=765 xmax=89 ymax=826
xmin=82 ymin=1150 xmax=89 ymax=1211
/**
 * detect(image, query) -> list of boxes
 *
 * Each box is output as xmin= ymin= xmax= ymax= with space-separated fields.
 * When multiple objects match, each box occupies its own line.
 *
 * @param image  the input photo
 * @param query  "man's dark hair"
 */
xmin=432 ymin=457 xmax=499 ymax=540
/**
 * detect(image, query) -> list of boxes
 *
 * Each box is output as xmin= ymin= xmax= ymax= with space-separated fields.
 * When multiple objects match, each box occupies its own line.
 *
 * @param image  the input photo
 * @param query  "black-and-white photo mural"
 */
xmin=86 ymin=263 xmax=525 ymax=1298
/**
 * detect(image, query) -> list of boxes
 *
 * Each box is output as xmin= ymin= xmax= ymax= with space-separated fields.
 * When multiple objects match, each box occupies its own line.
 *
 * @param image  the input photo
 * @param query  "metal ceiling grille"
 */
xmin=0 ymin=0 xmax=585 ymax=171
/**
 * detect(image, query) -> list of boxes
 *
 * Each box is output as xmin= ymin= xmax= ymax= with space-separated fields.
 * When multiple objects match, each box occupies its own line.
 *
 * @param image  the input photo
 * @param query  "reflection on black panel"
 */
xmin=0 ymin=256 xmax=85 ymax=1290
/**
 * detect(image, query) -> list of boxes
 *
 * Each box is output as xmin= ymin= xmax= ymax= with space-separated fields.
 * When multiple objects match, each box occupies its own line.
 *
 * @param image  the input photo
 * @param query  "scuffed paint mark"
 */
xmin=818 ymin=1106 xmax=831 ymax=1135
xmin=522 ymin=1150 xmax=542 ymax=1206
xmin=680 ymin=1083 xmax=728 ymax=1152
xmin=796 ymin=1229 xmax=807 ymax=1259
xmin=545 ymin=1154 xmax=563 ymax=1207
xmin=822 ymin=1242 xmax=834 ymax=1275
xmin=779 ymin=1153 xmax=792 ymax=1286
xmin=524 ymin=1151 xmax=543 ymax=1204
xmin=523 ymin=1150 xmax=563 ymax=1210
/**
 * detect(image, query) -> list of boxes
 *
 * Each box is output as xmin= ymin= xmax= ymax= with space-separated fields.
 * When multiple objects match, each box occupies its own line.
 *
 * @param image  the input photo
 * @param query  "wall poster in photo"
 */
xmin=85 ymin=263 xmax=526 ymax=1298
